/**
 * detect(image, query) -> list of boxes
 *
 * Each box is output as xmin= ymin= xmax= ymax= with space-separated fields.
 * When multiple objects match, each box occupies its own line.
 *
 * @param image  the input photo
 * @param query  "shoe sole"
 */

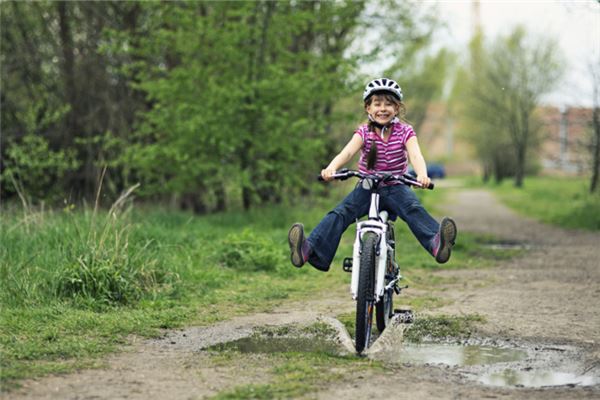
xmin=436 ymin=217 xmax=457 ymax=264
xmin=288 ymin=223 xmax=305 ymax=268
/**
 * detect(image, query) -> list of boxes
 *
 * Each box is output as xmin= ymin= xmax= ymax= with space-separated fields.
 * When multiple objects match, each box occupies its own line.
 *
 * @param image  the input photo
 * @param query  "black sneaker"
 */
xmin=288 ymin=223 xmax=307 ymax=268
xmin=433 ymin=217 xmax=457 ymax=264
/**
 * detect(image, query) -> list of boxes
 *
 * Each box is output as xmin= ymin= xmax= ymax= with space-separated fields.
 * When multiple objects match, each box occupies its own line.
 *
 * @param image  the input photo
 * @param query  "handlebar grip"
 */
xmin=427 ymin=182 xmax=435 ymax=190
xmin=317 ymin=175 xmax=325 ymax=181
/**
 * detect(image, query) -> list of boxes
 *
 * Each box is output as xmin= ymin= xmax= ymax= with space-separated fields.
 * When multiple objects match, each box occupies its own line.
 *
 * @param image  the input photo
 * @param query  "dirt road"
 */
xmin=7 ymin=187 xmax=600 ymax=399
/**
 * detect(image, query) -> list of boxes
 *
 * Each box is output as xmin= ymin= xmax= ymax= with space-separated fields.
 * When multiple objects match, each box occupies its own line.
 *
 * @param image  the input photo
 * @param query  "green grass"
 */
xmin=211 ymin=351 xmax=379 ymax=400
xmin=474 ymin=175 xmax=600 ymax=231
xmin=0 ymin=182 xmax=520 ymax=387
xmin=403 ymin=314 xmax=486 ymax=343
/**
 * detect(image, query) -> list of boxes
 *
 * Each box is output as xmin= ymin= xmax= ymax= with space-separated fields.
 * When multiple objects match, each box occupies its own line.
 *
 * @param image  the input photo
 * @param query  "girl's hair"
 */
xmin=364 ymin=93 xmax=407 ymax=170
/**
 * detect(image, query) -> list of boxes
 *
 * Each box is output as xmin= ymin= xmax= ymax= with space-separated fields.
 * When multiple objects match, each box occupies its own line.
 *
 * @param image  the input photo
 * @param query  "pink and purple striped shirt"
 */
xmin=354 ymin=122 xmax=416 ymax=182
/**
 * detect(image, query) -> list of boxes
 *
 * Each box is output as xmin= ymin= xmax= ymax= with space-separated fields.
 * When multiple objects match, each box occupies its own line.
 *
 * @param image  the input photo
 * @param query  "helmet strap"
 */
xmin=368 ymin=114 xmax=393 ymax=138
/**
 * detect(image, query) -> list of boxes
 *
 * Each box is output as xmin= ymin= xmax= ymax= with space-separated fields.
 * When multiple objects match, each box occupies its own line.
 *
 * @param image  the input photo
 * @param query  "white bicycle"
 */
xmin=322 ymin=168 xmax=433 ymax=353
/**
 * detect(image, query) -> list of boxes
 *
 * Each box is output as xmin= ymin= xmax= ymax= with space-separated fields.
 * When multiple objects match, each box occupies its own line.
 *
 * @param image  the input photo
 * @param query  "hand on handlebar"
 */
xmin=320 ymin=167 xmax=337 ymax=182
xmin=415 ymin=174 xmax=432 ymax=189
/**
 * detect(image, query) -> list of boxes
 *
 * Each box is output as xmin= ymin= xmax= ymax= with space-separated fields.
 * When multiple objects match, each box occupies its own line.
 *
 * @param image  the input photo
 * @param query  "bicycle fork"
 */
xmin=350 ymin=192 xmax=388 ymax=302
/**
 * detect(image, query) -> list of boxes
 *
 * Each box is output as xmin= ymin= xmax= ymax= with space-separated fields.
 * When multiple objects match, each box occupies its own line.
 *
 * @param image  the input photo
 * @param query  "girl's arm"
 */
xmin=321 ymin=134 xmax=363 ymax=181
xmin=406 ymin=136 xmax=431 ymax=188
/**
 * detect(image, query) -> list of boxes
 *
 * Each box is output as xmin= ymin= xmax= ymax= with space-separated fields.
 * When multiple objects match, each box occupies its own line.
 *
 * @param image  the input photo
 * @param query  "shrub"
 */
xmin=218 ymin=229 xmax=284 ymax=272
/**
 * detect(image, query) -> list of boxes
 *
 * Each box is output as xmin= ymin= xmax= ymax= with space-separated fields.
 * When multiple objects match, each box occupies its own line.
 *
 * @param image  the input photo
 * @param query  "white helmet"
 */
xmin=363 ymin=78 xmax=403 ymax=102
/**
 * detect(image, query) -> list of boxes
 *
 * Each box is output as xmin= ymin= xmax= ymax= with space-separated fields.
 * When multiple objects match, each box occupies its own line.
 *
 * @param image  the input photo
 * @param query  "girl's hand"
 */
xmin=321 ymin=167 xmax=336 ymax=181
xmin=416 ymin=174 xmax=431 ymax=189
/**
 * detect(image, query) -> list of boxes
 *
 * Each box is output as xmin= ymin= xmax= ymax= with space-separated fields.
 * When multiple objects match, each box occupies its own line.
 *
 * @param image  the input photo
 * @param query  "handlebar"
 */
xmin=317 ymin=168 xmax=434 ymax=190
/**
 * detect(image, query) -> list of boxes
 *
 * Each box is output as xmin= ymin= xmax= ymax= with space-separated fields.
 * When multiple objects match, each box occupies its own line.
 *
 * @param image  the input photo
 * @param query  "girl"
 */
xmin=288 ymin=78 xmax=457 ymax=271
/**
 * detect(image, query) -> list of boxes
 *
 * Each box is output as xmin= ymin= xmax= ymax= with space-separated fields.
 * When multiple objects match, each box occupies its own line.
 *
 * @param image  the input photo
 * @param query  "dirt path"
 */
xmin=7 ymin=186 xmax=600 ymax=400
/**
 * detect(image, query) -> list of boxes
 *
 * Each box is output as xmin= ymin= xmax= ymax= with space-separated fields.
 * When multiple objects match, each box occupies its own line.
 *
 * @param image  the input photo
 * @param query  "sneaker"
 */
xmin=433 ymin=217 xmax=457 ymax=264
xmin=288 ymin=223 xmax=308 ymax=268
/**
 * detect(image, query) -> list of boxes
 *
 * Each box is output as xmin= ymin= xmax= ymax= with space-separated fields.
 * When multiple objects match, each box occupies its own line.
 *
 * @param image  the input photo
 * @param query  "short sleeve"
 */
xmin=354 ymin=124 xmax=369 ymax=143
xmin=402 ymin=124 xmax=416 ymax=144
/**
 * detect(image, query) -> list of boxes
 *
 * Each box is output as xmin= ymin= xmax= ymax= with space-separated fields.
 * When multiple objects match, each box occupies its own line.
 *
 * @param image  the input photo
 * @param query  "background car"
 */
xmin=407 ymin=163 xmax=446 ymax=179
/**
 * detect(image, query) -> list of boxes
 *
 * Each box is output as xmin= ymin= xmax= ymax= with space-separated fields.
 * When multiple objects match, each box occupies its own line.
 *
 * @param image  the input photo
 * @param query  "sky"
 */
xmin=434 ymin=0 xmax=600 ymax=107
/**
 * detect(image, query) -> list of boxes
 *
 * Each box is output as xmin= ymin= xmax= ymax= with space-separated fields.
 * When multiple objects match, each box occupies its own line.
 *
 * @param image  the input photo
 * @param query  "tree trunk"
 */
xmin=591 ymin=105 xmax=600 ymax=193
xmin=57 ymin=2 xmax=77 ymax=138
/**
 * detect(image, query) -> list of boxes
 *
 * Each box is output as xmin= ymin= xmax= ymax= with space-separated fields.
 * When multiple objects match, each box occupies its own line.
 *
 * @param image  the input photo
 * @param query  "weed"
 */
xmin=218 ymin=229 xmax=285 ymax=272
xmin=404 ymin=314 xmax=486 ymax=343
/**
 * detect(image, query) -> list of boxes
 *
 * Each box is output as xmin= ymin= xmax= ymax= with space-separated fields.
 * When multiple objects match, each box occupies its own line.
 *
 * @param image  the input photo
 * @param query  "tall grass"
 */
xmin=1 ymin=185 xmax=177 ymax=308
xmin=0 ymin=186 xmax=342 ymax=384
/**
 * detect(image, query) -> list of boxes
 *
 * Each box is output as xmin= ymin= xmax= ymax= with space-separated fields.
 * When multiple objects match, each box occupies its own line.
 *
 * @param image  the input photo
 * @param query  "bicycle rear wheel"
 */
xmin=376 ymin=288 xmax=393 ymax=332
xmin=376 ymin=224 xmax=395 ymax=332
xmin=355 ymin=231 xmax=377 ymax=353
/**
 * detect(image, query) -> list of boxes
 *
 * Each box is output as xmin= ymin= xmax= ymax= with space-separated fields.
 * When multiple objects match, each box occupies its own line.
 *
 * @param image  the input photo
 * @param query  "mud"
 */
xmin=6 ymin=185 xmax=600 ymax=399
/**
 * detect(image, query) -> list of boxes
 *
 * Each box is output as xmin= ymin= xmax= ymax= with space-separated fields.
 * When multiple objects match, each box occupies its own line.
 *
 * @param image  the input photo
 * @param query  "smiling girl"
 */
xmin=288 ymin=78 xmax=457 ymax=271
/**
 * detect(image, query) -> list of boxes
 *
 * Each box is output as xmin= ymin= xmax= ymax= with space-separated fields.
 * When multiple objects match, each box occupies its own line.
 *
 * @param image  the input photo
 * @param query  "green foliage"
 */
xmin=1 ymin=1 xmax=147 ymax=201
xmin=455 ymin=27 xmax=564 ymax=185
xmin=1 ymin=134 xmax=79 ymax=203
xmin=120 ymin=1 xmax=365 ymax=211
xmin=2 ymin=1 xmax=446 ymax=213
xmin=219 ymin=229 xmax=285 ymax=272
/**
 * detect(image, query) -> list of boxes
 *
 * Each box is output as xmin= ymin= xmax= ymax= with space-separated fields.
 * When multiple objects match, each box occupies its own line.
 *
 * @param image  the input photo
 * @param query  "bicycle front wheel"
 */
xmin=355 ymin=231 xmax=377 ymax=353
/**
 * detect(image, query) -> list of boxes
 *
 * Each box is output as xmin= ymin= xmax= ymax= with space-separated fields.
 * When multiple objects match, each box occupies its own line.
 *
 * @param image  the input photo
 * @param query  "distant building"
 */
xmin=537 ymin=106 xmax=593 ymax=175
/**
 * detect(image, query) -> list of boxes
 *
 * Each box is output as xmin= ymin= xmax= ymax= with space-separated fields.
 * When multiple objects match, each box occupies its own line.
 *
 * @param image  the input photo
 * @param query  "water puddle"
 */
xmin=392 ymin=343 xmax=527 ymax=366
xmin=479 ymin=369 xmax=599 ymax=388
xmin=388 ymin=343 xmax=598 ymax=388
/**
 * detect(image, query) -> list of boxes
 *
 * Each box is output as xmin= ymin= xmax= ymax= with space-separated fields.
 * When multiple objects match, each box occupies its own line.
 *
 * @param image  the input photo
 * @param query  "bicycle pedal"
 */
xmin=394 ymin=284 xmax=408 ymax=295
xmin=342 ymin=257 xmax=352 ymax=273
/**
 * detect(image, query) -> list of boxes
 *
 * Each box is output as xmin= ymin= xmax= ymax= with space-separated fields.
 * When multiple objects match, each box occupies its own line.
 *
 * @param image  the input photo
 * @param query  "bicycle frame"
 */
xmin=350 ymin=187 xmax=388 ymax=303
xmin=322 ymin=169 xmax=432 ymax=301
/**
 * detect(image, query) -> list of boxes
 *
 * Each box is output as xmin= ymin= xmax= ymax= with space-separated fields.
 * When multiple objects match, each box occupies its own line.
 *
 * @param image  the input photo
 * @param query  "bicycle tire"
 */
xmin=376 ymin=289 xmax=393 ymax=332
xmin=355 ymin=231 xmax=377 ymax=353
xmin=376 ymin=224 xmax=395 ymax=332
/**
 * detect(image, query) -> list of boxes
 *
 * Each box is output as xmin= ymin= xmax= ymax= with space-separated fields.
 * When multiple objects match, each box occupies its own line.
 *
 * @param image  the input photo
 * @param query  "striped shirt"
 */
xmin=354 ymin=122 xmax=416 ymax=182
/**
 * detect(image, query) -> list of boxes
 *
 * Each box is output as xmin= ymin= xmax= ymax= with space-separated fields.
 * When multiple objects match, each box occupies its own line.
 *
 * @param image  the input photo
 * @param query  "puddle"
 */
xmin=392 ymin=343 xmax=598 ymax=388
xmin=208 ymin=335 xmax=343 ymax=355
xmin=392 ymin=343 xmax=527 ymax=366
xmin=479 ymin=369 xmax=599 ymax=388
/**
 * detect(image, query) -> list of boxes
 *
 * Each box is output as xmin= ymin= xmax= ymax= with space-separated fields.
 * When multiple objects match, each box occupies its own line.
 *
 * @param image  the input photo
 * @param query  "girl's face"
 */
xmin=365 ymin=95 xmax=400 ymax=125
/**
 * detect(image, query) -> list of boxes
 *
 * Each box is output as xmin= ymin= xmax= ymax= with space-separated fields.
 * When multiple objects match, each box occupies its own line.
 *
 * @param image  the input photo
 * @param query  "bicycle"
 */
xmin=320 ymin=168 xmax=434 ymax=353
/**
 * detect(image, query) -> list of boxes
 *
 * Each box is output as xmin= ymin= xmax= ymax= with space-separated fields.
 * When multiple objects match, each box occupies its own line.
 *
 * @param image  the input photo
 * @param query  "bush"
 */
xmin=55 ymin=230 xmax=164 ymax=306
xmin=218 ymin=229 xmax=284 ymax=272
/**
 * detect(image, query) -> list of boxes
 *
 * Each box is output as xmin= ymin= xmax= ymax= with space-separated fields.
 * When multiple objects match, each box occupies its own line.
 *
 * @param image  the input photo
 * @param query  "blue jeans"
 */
xmin=306 ymin=184 xmax=440 ymax=271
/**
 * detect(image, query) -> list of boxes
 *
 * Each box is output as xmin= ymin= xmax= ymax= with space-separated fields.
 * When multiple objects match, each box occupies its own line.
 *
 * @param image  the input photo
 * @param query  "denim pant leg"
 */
xmin=381 ymin=185 xmax=440 ymax=255
xmin=306 ymin=186 xmax=370 ymax=271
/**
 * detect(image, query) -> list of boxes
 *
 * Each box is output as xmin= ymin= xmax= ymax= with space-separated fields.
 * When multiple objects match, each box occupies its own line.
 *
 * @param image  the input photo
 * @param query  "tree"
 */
xmin=589 ymin=55 xmax=600 ymax=193
xmin=1 ymin=1 xmax=148 ymax=202
xmin=118 ymin=1 xmax=366 ymax=211
xmin=461 ymin=27 xmax=564 ymax=186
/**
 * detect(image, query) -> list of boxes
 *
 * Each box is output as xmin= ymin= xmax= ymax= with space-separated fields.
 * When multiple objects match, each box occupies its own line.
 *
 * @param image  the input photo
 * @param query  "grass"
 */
xmin=473 ymin=175 xmax=600 ymax=231
xmin=211 ymin=351 xmax=379 ymax=400
xmin=0 ymin=180 xmax=521 ymax=388
xmin=403 ymin=314 xmax=486 ymax=343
